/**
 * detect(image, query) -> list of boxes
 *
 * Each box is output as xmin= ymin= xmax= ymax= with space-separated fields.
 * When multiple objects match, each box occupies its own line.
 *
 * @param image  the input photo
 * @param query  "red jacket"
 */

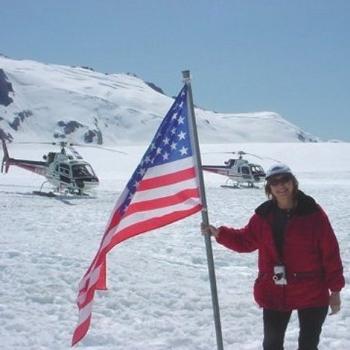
xmin=216 ymin=191 xmax=345 ymax=311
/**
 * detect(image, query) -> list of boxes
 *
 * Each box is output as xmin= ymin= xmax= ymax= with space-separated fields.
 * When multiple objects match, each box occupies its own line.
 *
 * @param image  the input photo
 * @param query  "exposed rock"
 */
xmin=57 ymin=120 xmax=84 ymax=135
xmin=126 ymin=72 xmax=139 ymax=78
xmin=55 ymin=120 xmax=102 ymax=144
xmin=80 ymin=66 xmax=95 ymax=71
xmin=146 ymin=81 xmax=165 ymax=95
xmin=0 ymin=69 xmax=14 ymax=106
xmin=0 ymin=127 xmax=13 ymax=142
xmin=9 ymin=110 xmax=33 ymax=130
xmin=53 ymin=133 xmax=66 ymax=139
xmin=84 ymin=130 xmax=99 ymax=143
xmin=297 ymin=132 xmax=318 ymax=143
xmin=93 ymin=118 xmax=103 ymax=144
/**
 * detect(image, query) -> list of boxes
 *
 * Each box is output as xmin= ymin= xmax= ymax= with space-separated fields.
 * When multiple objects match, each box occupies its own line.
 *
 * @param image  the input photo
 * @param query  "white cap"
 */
xmin=266 ymin=163 xmax=293 ymax=179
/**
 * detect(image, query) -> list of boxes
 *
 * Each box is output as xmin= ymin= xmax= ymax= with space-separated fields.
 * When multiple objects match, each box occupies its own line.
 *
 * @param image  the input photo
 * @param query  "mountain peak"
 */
xmin=0 ymin=55 xmax=319 ymax=144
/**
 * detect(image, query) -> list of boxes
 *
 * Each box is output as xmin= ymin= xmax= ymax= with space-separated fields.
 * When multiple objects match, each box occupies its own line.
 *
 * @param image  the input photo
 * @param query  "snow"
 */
xmin=1 ymin=142 xmax=349 ymax=349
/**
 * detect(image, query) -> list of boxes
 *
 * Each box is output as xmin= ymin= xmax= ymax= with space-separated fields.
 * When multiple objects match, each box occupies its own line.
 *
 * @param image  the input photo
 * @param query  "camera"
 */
xmin=273 ymin=265 xmax=287 ymax=285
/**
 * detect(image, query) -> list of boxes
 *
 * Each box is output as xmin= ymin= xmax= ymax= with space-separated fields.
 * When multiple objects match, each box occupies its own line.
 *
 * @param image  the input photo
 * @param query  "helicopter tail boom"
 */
xmin=202 ymin=165 xmax=230 ymax=176
xmin=1 ymin=137 xmax=47 ymax=175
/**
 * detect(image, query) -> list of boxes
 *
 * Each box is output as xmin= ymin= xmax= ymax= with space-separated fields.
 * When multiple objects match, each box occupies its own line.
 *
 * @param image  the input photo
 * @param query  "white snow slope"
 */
xmin=0 ymin=141 xmax=349 ymax=350
xmin=0 ymin=55 xmax=318 ymax=144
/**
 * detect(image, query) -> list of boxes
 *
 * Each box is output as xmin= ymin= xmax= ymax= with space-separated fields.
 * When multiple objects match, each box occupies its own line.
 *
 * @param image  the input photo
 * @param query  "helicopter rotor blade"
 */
xmin=203 ymin=150 xmax=247 ymax=155
xmin=240 ymin=151 xmax=281 ymax=163
xmin=202 ymin=150 xmax=281 ymax=163
xmin=242 ymin=152 xmax=263 ymax=159
xmin=13 ymin=141 xmax=56 ymax=145
xmin=202 ymin=151 xmax=237 ymax=155
xmin=12 ymin=141 xmax=74 ymax=148
xmin=13 ymin=140 xmax=127 ymax=154
xmin=71 ymin=143 xmax=127 ymax=155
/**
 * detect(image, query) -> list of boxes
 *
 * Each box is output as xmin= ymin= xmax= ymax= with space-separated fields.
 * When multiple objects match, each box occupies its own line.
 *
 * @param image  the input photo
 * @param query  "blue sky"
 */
xmin=1 ymin=0 xmax=349 ymax=141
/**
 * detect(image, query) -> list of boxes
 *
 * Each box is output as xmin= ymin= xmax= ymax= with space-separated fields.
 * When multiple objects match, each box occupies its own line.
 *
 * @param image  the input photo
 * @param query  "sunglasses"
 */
xmin=268 ymin=174 xmax=292 ymax=187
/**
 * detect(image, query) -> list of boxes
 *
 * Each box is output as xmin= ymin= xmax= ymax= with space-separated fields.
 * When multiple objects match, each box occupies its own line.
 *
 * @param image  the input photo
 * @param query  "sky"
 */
xmin=1 ymin=0 xmax=349 ymax=141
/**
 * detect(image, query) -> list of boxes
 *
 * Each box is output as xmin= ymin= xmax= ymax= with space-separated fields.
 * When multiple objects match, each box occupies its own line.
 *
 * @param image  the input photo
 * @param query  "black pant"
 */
xmin=263 ymin=306 xmax=328 ymax=350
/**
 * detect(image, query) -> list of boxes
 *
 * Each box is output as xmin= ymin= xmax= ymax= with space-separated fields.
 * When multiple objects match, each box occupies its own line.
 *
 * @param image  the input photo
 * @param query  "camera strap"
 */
xmin=271 ymin=205 xmax=293 ymax=262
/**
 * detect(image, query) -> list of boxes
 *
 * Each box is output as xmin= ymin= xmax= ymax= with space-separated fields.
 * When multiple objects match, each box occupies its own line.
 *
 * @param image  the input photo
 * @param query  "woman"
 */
xmin=201 ymin=163 xmax=345 ymax=350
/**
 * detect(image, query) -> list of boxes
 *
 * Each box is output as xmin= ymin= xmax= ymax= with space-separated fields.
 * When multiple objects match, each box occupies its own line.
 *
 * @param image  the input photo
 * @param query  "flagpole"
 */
xmin=182 ymin=70 xmax=224 ymax=350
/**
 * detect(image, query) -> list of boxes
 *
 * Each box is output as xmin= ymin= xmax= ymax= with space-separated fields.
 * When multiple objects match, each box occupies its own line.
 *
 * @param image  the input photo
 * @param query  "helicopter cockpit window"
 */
xmin=250 ymin=165 xmax=265 ymax=175
xmin=72 ymin=164 xmax=94 ymax=178
xmin=251 ymin=165 xmax=258 ymax=174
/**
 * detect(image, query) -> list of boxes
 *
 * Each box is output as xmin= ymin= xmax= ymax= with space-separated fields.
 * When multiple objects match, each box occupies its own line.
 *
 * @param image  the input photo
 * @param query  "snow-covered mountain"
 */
xmin=0 ymin=55 xmax=319 ymax=145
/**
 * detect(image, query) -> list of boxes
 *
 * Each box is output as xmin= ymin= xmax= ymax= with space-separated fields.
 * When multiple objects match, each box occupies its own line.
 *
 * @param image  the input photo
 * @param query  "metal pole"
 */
xmin=182 ymin=70 xmax=224 ymax=350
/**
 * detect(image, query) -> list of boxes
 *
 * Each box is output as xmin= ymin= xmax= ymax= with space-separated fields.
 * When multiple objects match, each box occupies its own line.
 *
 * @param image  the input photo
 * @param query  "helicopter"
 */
xmin=0 ymin=137 xmax=122 ymax=196
xmin=202 ymin=151 xmax=267 ymax=188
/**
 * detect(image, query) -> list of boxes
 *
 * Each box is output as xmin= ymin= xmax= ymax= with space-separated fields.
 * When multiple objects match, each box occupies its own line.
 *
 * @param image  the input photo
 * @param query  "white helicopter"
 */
xmin=1 ymin=137 xmax=124 ymax=196
xmin=202 ymin=151 xmax=267 ymax=188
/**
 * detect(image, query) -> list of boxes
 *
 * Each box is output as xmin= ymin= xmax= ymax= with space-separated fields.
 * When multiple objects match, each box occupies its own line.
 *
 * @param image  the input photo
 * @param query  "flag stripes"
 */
xmin=138 ymin=167 xmax=196 ymax=190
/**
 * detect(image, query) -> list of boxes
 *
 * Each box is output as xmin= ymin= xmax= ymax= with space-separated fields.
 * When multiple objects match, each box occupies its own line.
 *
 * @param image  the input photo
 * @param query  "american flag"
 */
xmin=72 ymin=85 xmax=203 ymax=346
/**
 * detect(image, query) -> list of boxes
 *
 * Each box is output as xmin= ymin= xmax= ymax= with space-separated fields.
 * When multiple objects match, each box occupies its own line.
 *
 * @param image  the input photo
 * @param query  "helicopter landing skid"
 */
xmin=220 ymin=178 xmax=261 ymax=189
xmin=221 ymin=179 xmax=240 ymax=189
xmin=221 ymin=184 xmax=240 ymax=189
xmin=31 ymin=181 xmax=56 ymax=197
xmin=32 ymin=190 xmax=57 ymax=197
xmin=32 ymin=181 xmax=90 ymax=198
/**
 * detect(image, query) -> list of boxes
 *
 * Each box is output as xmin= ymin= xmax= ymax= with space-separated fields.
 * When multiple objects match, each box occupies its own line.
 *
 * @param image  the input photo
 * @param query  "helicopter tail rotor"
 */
xmin=0 ymin=136 xmax=10 ymax=173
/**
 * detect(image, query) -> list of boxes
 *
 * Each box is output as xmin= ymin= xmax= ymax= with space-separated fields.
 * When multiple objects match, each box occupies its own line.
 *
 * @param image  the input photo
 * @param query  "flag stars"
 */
xmin=179 ymin=146 xmax=188 ymax=156
xmin=162 ymin=137 xmax=170 ymax=145
xmin=178 ymin=116 xmax=185 ymax=124
xmin=178 ymin=130 xmax=186 ymax=140
xmin=132 ymin=180 xmax=140 ymax=188
xmin=133 ymin=87 xmax=190 ymax=168
xmin=138 ymin=167 xmax=146 ymax=176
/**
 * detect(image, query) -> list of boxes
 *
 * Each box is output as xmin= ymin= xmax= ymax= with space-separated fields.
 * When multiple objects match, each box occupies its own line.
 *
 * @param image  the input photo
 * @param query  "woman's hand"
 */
xmin=329 ymin=291 xmax=341 ymax=315
xmin=200 ymin=222 xmax=219 ymax=238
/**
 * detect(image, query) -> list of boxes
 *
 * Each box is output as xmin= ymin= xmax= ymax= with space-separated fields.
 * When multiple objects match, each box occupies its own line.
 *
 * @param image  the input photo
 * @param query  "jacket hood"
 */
xmin=255 ymin=190 xmax=319 ymax=217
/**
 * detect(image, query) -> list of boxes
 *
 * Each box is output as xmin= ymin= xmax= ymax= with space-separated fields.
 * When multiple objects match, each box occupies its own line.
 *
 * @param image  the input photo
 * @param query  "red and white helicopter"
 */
xmin=202 ymin=151 xmax=267 ymax=188
xmin=1 ymin=137 xmax=123 ymax=196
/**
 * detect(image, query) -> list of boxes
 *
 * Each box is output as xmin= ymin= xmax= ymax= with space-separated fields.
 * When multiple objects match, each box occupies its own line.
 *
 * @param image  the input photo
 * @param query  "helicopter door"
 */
xmin=58 ymin=163 xmax=71 ymax=183
xmin=240 ymin=166 xmax=251 ymax=179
